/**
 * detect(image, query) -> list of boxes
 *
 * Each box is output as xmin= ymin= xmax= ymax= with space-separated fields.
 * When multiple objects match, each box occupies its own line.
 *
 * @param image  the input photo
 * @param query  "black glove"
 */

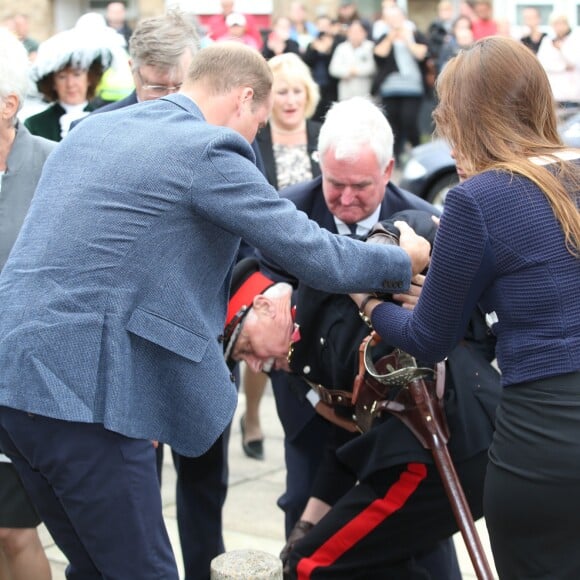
xmin=280 ymin=520 xmax=314 ymax=577
xmin=369 ymin=209 xmax=438 ymax=247
xmin=364 ymin=222 xmax=398 ymax=246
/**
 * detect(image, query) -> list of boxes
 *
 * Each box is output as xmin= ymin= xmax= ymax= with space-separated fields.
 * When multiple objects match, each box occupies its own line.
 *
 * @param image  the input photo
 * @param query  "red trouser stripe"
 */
xmin=296 ymin=462 xmax=428 ymax=580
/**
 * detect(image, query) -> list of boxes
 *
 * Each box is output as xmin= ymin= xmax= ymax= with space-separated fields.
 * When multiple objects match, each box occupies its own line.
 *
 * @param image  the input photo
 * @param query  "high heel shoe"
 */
xmin=240 ymin=414 xmax=264 ymax=460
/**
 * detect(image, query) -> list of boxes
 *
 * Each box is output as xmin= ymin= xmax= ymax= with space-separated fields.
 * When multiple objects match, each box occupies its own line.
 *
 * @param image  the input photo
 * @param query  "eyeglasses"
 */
xmin=136 ymin=70 xmax=183 ymax=97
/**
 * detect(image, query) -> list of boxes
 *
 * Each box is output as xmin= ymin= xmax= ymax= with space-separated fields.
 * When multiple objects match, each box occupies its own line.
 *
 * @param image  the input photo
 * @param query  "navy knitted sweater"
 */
xmin=373 ymin=168 xmax=580 ymax=386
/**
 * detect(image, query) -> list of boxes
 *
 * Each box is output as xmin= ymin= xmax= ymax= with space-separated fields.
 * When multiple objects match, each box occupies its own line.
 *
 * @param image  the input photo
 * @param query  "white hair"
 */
xmin=0 ymin=28 xmax=30 ymax=116
xmin=317 ymin=97 xmax=394 ymax=171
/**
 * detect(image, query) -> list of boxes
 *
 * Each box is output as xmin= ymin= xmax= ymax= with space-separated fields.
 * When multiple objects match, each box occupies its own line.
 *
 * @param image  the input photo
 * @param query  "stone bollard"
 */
xmin=210 ymin=549 xmax=283 ymax=580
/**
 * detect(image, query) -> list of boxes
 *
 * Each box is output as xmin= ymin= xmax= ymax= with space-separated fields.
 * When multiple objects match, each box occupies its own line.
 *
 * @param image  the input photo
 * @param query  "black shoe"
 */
xmin=240 ymin=414 xmax=264 ymax=460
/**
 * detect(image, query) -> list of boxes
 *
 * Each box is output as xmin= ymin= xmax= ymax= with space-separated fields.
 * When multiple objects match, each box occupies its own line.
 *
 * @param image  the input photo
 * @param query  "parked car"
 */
xmin=400 ymin=109 xmax=580 ymax=210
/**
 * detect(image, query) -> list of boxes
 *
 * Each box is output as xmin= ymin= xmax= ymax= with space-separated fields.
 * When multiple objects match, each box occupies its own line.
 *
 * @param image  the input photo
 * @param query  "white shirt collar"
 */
xmin=334 ymin=205 xmax=382 ymax=237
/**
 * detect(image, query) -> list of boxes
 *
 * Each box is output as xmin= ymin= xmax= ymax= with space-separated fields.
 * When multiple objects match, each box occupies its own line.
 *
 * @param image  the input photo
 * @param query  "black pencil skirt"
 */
xmin=484 ymin=371 xmax=580 ymax=579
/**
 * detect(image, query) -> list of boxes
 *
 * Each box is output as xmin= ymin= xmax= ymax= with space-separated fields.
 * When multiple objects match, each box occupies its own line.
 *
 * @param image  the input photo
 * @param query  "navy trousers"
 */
xmin=0 ymin=406 xmax=178 ymax=580
xmin=172 ymin=425 xmax=231 ymax=580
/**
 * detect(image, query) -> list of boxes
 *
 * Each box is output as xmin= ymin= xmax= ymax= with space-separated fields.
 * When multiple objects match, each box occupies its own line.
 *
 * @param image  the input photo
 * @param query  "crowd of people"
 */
xmin=0 ymin=1 xmax=579 ymax=580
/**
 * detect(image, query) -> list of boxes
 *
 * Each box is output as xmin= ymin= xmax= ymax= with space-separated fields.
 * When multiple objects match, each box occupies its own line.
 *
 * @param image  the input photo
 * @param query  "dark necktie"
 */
xmin=347 ymin=223 xmax=358 ymax=237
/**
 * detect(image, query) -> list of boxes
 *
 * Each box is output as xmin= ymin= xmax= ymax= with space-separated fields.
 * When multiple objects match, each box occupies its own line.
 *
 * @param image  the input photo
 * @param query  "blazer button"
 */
xmin=303 ymin=365 xmax=311 ymax=374
xmin=230 ymin=373 xmax=236 ymax=382
xmin=217 ymin=334 xmax=224 ymax=343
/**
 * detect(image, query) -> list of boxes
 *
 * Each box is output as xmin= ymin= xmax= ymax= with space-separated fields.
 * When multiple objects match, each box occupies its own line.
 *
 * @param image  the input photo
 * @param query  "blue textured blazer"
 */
xmin=0 ymin=94 xmax=413 ymax=457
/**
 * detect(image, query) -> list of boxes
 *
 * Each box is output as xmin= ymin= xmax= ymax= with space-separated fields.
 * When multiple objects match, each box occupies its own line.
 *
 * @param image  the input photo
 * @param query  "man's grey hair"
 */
xmin=129 ymin=9 xmax=200 ymax=71
xmin=317 ymin=97 xmax=395 ymax=171
xmin=0 ymin=28 xmax=30 ymax=118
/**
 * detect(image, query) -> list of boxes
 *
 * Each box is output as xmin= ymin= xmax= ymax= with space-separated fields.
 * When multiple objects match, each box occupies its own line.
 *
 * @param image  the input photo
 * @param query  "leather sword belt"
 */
xmin=306 ymin=331 xmax=494 ymax=579
xmin=305 ymin=332 xmax=449 ymax=445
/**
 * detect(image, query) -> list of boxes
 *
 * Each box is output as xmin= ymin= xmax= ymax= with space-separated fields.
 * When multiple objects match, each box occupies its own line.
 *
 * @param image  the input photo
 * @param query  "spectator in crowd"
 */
xmin=520 ymin=7 xmax=546 ymax=54
xmin=537 ymin=12 xmax=580 ymax=109
xmin=427 ymin=1 xmax=455 ymax=68
xmin=303 ymin=15 xmax=339 ymax=122
xmin=0 ymin=42 xmax=429 ymax=579
xmin=0 ymin=26 xmax=54 ymax=580
xmin=73 ymin=12 xmax=133 ymax=108
xmin=206 ymin=0 xmax=263 ymax=50
xmin=262 ymin=16 xmax=300 ymax=60
xmin=438 ymin=15 xmax=474 ymax=73
xmin=239 ymin=53 xmax=322 ymax=461
xmin=287 ymin=1 xmax=318 ymax=54
xmin=372 ymin=4 xmax=429 ymax=165
xmin=329 ymin=19 xmax=376 ymax=101
xmin=355 ymin=36 xmax=580 ymax=579
xmin=471 ymin=0 xmax=498 ymax=40
xmin=24 ymin=24 xmax=116 ymax=141
xmin=105 ymin=1 xmax=132 ymax=45
xmin=11 ymin=13 xmax=38 ymax=60
xmin=336 ymin=0 xmax=371 ymax=38
xmin=217 ymin=13 xmax=261 ymax=49
xmin=256 ymin=53 xmax=321 ymax=222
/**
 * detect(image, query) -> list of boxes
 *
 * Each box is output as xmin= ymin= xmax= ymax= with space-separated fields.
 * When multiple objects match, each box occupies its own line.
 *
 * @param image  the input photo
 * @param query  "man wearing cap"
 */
xmin=257 ymin=96 xmax=464 ymax=578
xmin=207 ymin=0 xmax=264 ymax=49
xmin=0 ymin=43 xmax=428 ymax=578
xmin=224 ymin=210 xmax=500 ymax=578
xmin=217 ymin=13 xmax=261 ymax=50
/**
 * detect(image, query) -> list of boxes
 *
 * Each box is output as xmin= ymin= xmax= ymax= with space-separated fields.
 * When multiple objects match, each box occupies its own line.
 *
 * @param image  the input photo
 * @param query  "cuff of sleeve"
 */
xmin=306 ymin=389 xmax=321 ymax=408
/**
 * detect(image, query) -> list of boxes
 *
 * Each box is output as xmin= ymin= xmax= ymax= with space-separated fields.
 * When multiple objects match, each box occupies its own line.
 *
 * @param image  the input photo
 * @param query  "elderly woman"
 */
xmin=239 ymin=53 xmax=321 ymax=460
xmin=24 ymin=23 xmax=116 ymax=141
xmin=354 ymin=36 xmax=580 ymax=578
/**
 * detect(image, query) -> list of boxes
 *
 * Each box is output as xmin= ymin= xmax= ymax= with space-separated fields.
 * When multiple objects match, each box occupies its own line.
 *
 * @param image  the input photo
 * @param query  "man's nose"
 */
xmin=340 ymin=187 xmax=356 ymax=205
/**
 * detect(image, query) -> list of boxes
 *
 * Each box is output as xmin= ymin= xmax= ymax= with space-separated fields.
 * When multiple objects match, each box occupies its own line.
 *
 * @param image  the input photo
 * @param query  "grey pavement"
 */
xmin=41 ymin=382 xmax=497 ymax=579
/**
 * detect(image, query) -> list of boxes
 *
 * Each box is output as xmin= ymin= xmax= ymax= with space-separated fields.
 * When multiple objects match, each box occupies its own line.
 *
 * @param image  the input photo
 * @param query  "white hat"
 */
xmin=30 ymin=15 xmax=121 ymax=82
xmin=226 ymin=13 xmax=247 ymax=28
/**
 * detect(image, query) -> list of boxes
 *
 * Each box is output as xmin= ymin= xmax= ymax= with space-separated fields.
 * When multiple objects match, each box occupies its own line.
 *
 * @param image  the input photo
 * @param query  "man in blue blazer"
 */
xmin=259 ymin=97 xmax=461 ymax=578
xmin=75 ymin=12 xmax=247 ymax=579
xmin=0 ymin=43 xmax=429 ymax=578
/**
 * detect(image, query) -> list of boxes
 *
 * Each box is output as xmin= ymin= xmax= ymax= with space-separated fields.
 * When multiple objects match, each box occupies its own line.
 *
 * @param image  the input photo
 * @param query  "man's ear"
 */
xmin=252 ymin=294 xmax=274 ymax=317
xmin=383 ymin=158 xmax=395 ymax=184
xmin=239 ymin=86 xmax=254 ymax=109
xmin=1 ymin=94 xmax=19 ymax=122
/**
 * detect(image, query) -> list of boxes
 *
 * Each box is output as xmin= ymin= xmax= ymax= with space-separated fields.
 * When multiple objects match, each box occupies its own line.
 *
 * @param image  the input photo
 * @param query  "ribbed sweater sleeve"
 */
xmin=371 ymin=168 xmax=580 ymax=385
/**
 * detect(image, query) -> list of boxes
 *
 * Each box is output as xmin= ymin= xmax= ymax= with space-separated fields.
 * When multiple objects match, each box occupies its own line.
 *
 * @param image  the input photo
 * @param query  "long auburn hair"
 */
xmin=433 ymin=36 xmax=580 ymax=257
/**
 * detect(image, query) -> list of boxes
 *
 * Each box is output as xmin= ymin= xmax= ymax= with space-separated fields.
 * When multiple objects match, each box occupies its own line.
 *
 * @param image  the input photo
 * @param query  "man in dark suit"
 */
xmin=0 ymin=43 xmax=428 ymax=579
xmin=258 ymin=96 xmax=465 ymax=578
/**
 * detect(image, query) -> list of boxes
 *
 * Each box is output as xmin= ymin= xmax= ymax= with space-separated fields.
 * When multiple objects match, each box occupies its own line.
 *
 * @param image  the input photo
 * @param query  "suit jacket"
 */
xmin=255 ymin=120 xmax=321 ymax=190
xmin=0 ymin=94 xmax=414 ymax=457
xmin=0 ymin=123 xmax=56 ymax=270
xmin=92 ymin=90 xmax=138 ymax=112
xmin=263 ymin=175 xmax=437 ymax=441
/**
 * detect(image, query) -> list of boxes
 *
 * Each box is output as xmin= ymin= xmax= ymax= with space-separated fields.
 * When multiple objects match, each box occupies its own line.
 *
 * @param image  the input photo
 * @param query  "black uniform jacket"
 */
xmin=287 ymin=214 xmax=501 ymax=481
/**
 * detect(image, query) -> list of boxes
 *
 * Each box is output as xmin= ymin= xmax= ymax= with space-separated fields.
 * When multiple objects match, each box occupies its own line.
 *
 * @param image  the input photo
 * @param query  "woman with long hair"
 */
xmin=353 ymin=36 xmax=580 ymax=578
